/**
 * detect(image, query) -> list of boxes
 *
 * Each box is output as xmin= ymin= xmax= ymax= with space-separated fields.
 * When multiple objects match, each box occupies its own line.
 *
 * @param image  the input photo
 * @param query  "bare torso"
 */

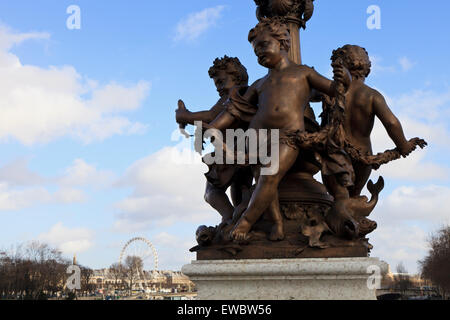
xmin=343 ymin=81 xmax=376 ymax=154
xmin=249 ymin=64 xmax=312 ymax=132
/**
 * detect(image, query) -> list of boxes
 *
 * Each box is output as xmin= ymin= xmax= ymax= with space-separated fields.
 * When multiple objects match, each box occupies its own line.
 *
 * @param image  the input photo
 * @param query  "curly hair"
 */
xmin=208 ymin=55 xmax=249 ymax=87
xmin=248 ymin=17 xmax=291 ymax=52
xmin=331 ymin=45 xmax=371 ymax=79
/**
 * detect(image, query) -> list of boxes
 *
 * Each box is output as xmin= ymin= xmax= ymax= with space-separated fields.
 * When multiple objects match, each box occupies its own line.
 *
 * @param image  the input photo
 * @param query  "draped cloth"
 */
xmin=225 ymin=86 xmax=257 ymax=123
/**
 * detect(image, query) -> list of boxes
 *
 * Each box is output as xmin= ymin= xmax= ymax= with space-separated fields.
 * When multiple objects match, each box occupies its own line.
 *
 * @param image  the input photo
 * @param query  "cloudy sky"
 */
xmin=0 ymin=0 xmax=448 ymax=273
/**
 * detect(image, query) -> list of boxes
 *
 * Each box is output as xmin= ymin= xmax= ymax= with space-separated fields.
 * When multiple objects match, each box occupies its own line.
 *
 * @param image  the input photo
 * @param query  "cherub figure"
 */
xmin=317 ymin=45 xmax=426 ymax=239
xmin=208 ymin=17 xmax=350 ymax=241
xmin=175 ymin=56 xmax=253 ymax=225
xmin=328 ymin=45 xmax=418 ymax=197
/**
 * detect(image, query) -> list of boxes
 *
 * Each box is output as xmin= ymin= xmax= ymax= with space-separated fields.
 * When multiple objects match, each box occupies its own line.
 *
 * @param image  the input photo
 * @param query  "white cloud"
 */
xmin=59 ymin=158 xmax=115 ymax=189
xmin=0 ymin=25 xmax=49 ymax=64
xmin=53 ymin=187 xmax=87 ymax=203
xmin=87 ymin=82 xmax=149 ymax=113
xmin=0 ymin=182 xmax=86 ymax=211
xmin=0 ymin=158 xmax=46 ymax=186
xmin=370 ymin=55 xmax=415 ymax=74
xmin=375 ymin=185 xmax=450 ymax=224
xmin=0 ymin=183 xmax=52 ymax=210
xmin=0 ymin=157 xmax=118 ymax=211
xmin=0 ymin=25 xmax=150 ymax=145
xmin=153 ymin=232 xmax=180 ymax=247
xmin=368 ymin=87 xmax=450 ymax=181
xmin=389 ymin=89 xmax=450 ymax=124
xmin=38 ymin=222 xmax=94 ymax=255
xmin=374 ymin=147 xmax=448 ymax=181
xmin=370 ymin=225 xmax=429 ymax=274
xmin=174 ymin=6 xmax=225 ymax=42
xmin=369 ymin=55 xmax=396 ymax=75
xmin=370 ymin=116 xmax=449 ymax=182
xmin=398 ymin=57 xmax=415 ymax=72
xmin=152 ymin=232 xmax=196 ymax=270
xmin=0 ymin=25 xmax=49 ymax=46
xmin=113 ymin=146 xmax=217 ymax=232
xmin=368 ymin=184 xmax=450 ymax=273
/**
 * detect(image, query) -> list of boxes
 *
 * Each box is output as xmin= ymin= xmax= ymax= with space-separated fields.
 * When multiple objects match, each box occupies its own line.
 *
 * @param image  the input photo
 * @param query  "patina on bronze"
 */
xmin=175 ymin=3 xmax=427 ymax=261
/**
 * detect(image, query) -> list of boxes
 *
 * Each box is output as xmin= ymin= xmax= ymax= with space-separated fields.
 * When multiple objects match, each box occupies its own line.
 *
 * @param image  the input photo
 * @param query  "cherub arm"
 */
xmin=176 ymin=98 xmax=226 ymax=126
xmin=305 ymin=66 xmax=350 ymax=98
xmin=208 ymin=109 xmax=236 ymax=130
xmin=372 ymin=91 xmax=415 ymax=156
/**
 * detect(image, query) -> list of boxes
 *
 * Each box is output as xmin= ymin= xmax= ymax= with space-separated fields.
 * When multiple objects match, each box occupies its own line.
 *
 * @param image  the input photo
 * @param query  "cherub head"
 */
xmin=331 ymin=45 xmax=371 ymax=80
xmin=248 ymin=17 xmax=291 ymax=68
xmin=208 ymin=56 xmax=249 ymax=98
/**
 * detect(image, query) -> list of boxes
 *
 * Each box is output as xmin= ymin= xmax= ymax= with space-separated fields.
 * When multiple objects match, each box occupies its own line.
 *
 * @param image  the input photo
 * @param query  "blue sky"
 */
xmin=0 ymin=0 xmax=448 ymax=274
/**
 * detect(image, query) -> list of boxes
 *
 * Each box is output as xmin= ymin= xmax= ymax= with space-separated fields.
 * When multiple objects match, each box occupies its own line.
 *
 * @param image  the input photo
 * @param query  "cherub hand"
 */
xmin=175 ymin=100 xmax=190 ymax=124
xmin=333 ymin=65 xmax=352 ymax=89
xmin=411 ymin=137 xmax=428 ymax=149
xmin=398 ymin=140 xmax=417 ymax=157
xmin=398 ymin=138 xmax=428 ymax=157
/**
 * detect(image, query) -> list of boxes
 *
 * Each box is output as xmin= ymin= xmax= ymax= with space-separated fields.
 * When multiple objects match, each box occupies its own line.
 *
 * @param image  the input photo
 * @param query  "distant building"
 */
xmin=377 ymin=269 xmax=439 ymax=299
xmin=164 ymin=271 xmax=193 ymax=291
xmin=89 ymin=268 xmax=195 ymax=293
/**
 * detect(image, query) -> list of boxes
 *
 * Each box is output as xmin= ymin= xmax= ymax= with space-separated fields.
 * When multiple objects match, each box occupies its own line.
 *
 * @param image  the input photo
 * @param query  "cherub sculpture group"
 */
xmin=175 ymin=13 xmax=426 ymax=260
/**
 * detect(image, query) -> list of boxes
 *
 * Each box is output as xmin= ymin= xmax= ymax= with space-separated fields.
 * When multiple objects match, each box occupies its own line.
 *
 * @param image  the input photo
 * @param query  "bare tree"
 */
xmin=123 ymin=256 xmax=143 ymax=295
xmin=0 ymin=242 xmax=70 ymax=300
xmin=24 ymin=242 xmax=70 ymax=299
xmin=108 ymin=263 xmax=124 ymax=291
xmin=0 ymin=251 xmax=12 ymax=298
xmin=80 ymin=266 xmax=96 ymax=296
xmin=393 ymin=262 xmax=413 ymax=298
xmin=419 ymin=225 xmax=450 ymax=299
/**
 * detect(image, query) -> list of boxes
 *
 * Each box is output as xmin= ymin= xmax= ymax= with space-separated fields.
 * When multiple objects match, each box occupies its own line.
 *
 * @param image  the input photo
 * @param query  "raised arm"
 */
xmin=372 ymin=90 xmax=415 ymax=156
xmin=176 ymin=97 xmax=227 ymax=126
xmin=305 ymin=65 xmax=351 ymax=98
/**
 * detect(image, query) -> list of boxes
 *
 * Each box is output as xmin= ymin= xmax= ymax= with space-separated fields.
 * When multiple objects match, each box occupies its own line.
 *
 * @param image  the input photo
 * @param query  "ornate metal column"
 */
xmin=255 ymin=0 xmax=315 ymax=64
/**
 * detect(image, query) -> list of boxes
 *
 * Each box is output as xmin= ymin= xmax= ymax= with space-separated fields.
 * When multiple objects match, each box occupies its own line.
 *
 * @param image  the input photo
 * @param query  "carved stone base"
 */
xmin=182 ymin=257 xmax=389 ymax=300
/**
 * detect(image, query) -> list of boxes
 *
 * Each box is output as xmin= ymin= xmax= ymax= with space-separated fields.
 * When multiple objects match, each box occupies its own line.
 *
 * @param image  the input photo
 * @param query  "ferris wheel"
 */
xmin=119 ymin=237 xmax=158 ymax=290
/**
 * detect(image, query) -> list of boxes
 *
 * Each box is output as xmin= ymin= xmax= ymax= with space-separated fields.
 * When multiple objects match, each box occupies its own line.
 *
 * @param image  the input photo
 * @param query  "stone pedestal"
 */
xmin=182 ymin=257 xmax=388 ymax=300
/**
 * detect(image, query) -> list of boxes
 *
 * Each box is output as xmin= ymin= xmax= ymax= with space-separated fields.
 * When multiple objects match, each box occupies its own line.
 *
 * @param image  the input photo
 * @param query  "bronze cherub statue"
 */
xmin=178 ymin=16 xmax=426 ymax=261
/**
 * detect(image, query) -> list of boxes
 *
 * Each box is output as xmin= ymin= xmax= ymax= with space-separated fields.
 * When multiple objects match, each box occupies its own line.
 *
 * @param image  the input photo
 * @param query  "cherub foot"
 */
xmin=230 ymin=217 xmax=252 ymax=241
xmin=269 ymin=222 xmax=285 ymax=241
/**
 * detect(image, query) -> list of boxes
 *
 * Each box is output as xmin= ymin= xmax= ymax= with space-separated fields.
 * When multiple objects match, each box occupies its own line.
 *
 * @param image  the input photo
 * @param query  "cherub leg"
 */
xmin=204 ymin=181 xmax=233 ymax=223
xmin=268 ymin=192 xmax=285 ymax=241
xmin=230 ymin=167 xmax=253 ymax=207
xmin=349 ymin=161 xmax=372 ymax=198
xmin=231 ymin=145 xmax=298 ymax=240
